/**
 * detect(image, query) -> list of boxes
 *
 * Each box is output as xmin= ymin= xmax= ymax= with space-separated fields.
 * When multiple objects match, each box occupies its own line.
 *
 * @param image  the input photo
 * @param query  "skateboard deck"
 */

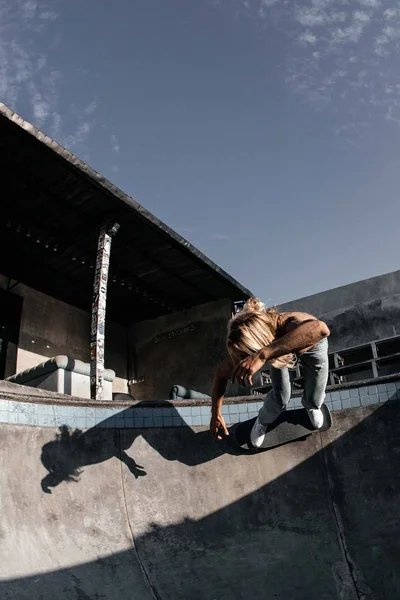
xmin=230 ymin=404 xmax=332 ymax=451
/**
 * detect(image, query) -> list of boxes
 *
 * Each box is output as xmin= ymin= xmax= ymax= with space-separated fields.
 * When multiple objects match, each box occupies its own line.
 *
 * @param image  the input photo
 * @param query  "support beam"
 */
xmin=90 ymin=223 xmax=120 ymax=400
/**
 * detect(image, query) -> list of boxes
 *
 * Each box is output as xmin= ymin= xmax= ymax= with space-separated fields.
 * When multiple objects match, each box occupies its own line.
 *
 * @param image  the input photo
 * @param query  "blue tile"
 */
xmin=173 ymin=416 xmax=183 ymax=427
xmin=162 ymin=407 xmax=174 ymax=417
xmin=388 ymin=391 xmax=398 ymax=401
xmin=180 ymin=407 xmax=191 ymax=416
xmin=76 ymin=417 xmax=86 ymax=428
xmin=200 ymin=406 xmax=210 ymax=415
xmin=350 ymin=388 xmax=359 ymax=398
xmin=191 ymin=407 xmax=201 ymax=416
xmin=163 ymin=416 xmax=173 ymax=427
xmin=325 ymin=393 xmax=331 ymax=402
xmin=18 ymin=413 xmax=29 ymax=425
xmin=239 ymin=413 xmax=248 ymax=422
xmin=8 ymin=401 xmax=20 ymax=413
xmin=221 ymin=406 xmax=230 ymax=417
xmin=19 ymin=403 xmax=37 ymax=416
xmin=238 ymin=404 xmax=248 ymax=414
xmin=0 ymin=411 xmax=9 ymax=422
xmin=367 ymin=385 xmax=377 ymax=396
xmin=9 ymin=412 xmax=19 ymax=424
xmin=104 ymin=417 xmax=116 ymax=428
xmin=248 ymin=412 xmax=258 ymax=420
xmin=395 ymin=381 xmax=400 ymax=390
xmin=386 ymin=382 xmax=396 ymax=392
xmin=0 ymin=400 xmax=9 ymax=411
xmin=256 ymin=402 xmax=263 ymax=411
xmin=133 ymin=407 xmax=144 ymax=417
xmin=367 ymin=395 xmax=378 ymax=406
xmin=332 ymin=400 xmax=342 ymax=411
xmin=184 ymin=416 xmax=193 ymax=426
xmin=134 ymin=418 xmax=144 ymax=428
xmin=331 ymin=391 xmax=340 ymax=402
xmin=351 ymin=397 xmax=361 ymax=408
xmin=86 ymin=417 xmax=96 ymax=428
xmin=143 ymin=418 xmax=154 ymax=428
xmin=378 ymin=392 xmax=389 ymax=404
xmin=152 ymin=408 xmax=164 ymax=417
xmin=293 ymin=398 xmax=302 ymax=408
xmin=125 ymin=417 xmax=134 ymax=428
xmin=192 ymin=416 xmax=202 ymax=426
xmin=85 ymin=407 xmax=95 ymax=418
xmin=201 ymin=415 xmax=210 ymax=426
xmin=359 ymin=396 xmax=369 ymax=407
xmin=229 ymin=404 xmax=239 ymax=414
xmin=377 ymin=384 xmax=386 ymax=394
xmin=341 ymin=399 xmax=352 ymax=409
xmin=340 ymin=390 xmax=350 ymax=400
xmin=153 ymin=417 xmax=163 ymax=427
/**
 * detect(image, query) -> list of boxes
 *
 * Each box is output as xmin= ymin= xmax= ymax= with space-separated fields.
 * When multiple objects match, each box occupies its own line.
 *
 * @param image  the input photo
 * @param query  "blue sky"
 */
xmin=2 ymin=0 xmax=400 ymax=305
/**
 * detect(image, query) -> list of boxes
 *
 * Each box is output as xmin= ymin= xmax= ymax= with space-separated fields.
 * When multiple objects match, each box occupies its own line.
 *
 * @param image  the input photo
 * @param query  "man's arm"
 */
xmin=232 ymin=313 xmax=330 ymax=386
xmin=210 ymin=357 xmax=233 ymax=439
xmin=260 ymin=316 xmax=330 ymax=362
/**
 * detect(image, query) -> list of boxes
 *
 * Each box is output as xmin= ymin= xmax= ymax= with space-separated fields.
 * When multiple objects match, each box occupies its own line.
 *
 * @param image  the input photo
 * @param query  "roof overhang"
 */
xmin=0 ymin=104 xmax=252 ymax=325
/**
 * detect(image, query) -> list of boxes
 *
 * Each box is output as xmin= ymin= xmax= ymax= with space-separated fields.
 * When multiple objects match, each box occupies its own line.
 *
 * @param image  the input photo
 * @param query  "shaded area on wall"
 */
xmin=129 ymin=299 xmax=236 ymax=400
xmin=0 ymin=276 xmax=128 ymax=392
xmin=280 ymin=270 xmax=400 ymax=352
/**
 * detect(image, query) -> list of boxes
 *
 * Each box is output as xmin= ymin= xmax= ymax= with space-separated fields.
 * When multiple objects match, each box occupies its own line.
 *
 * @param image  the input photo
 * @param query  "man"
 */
xmin=210 ymin=298 xmax=330 ymax=447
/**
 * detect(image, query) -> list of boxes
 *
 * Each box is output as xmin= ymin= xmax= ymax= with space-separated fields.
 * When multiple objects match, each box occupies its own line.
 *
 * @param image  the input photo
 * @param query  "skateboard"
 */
xmin=229 ymin=404 xmax=332 ymax=452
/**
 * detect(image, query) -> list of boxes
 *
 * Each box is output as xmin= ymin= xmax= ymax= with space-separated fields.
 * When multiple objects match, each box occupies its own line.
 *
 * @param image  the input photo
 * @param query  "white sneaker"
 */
xmin=250 ymin=417 xmax=268 ymax=447
xmin=307 ymin=408 xmax=324 ymax=429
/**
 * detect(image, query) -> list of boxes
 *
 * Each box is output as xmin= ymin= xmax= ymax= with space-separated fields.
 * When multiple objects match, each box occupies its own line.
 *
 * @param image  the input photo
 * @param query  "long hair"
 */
xmin=227 ymin=297 xmax=296 ymax=369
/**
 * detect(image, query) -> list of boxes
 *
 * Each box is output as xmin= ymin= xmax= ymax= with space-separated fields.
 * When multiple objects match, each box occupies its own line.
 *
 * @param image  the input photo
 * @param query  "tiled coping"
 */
xmin=0 ymin=376 xmax=399 ymax=429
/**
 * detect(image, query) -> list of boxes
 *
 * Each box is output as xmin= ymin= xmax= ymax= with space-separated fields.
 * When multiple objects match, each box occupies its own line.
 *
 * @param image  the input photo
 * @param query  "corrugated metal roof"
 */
xmin=0 ymin=104 xmax=252 ymax=324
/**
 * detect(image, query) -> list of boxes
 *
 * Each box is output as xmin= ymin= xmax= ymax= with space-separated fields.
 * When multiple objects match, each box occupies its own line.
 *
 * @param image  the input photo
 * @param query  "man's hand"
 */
xmin=210 ymin=412 xmax=229 ymax=440
xmin=232 ymin=352 xmax=266 ymax=386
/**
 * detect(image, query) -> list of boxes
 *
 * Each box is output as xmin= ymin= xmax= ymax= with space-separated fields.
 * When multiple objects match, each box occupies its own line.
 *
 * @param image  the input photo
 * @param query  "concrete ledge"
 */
xmin=0 ymin=378 xmax=399 ymax=429
xmin=5 ymin=356 xmax=115 ymax=400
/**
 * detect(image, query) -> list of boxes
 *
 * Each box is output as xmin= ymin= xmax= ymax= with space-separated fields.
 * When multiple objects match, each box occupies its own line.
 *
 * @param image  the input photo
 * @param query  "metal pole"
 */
xmin=90 ymin=223 xmax=120 ymax=400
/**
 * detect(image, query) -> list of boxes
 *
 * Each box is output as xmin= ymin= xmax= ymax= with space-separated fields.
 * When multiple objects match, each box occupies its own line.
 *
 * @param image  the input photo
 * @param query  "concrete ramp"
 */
xmin=1 ymin=403 xmax=400 ymax=599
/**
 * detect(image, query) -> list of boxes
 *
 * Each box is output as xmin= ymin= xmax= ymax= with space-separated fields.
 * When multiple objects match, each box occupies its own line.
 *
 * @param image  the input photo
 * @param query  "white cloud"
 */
xmin=111 ymin=165 xmax=120 ymax=173
xmin=357 ymin=0 xmax=380 ymax=6
xmin=296 ymin=7 xmax=327 ymax=27
xmin=111 ymin=134 xmax=120 ymax=152
xmin=383 ymin=8 xmax=400 ymax=20
xmin=229 ymin=0 xmax=400 ymax=141
xmin=84 ymin=100 xmax=98 ymax=115
xmin=0 ymin=0 xmax=98 ymax=151
xmin=299 ymin=31 xmax=317 ymax=45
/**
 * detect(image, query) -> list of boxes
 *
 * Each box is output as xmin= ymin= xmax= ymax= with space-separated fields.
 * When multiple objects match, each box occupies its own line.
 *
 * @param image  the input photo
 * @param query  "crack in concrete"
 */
xmin=320 ymin=434 xmax=371 ymax=600
xmin=118 ymin=431 xmax=162 ymax=600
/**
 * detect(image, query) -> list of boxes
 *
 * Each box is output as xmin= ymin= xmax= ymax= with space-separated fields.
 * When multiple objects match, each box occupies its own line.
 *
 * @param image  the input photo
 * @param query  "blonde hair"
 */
xmin=227 ymin=297 xmax=296 ymax=370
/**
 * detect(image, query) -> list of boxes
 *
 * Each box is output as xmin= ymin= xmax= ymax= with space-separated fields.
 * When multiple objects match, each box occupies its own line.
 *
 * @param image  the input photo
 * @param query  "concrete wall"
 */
xmin=129 ymin=298 xmax=233 ymax=401
xmin=0 ymin=275 xmax=128 ymax=393
xmin=279 ymin=270 xmax=400 ymax=352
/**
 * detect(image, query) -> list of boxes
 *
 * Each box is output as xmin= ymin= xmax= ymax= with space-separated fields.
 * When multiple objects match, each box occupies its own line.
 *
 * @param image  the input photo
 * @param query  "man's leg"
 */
xmin=300 ymin=338 xmax=329 ymax=428
xmin=251 ymin=366 xmax=292 ymax=447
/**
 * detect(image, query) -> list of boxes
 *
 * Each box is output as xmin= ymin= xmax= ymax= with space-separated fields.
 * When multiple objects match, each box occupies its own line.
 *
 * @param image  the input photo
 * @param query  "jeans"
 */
xmin=258 ymin=338 xmax=329 ymax=425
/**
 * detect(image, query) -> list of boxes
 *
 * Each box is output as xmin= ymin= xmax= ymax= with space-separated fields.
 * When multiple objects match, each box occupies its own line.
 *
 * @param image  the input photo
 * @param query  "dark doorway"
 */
xmin=0 ymin=288 xmax=23 ymax=379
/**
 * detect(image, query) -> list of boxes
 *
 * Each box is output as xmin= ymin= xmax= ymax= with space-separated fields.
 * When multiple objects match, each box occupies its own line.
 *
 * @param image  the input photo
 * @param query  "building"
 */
xmin=249 ymin=270 xmax=400 ymax=395
xmin=0 ymin=103 xmax=251 ymax=401
xmin=279 ymin=270 xmax=400 ymax=387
